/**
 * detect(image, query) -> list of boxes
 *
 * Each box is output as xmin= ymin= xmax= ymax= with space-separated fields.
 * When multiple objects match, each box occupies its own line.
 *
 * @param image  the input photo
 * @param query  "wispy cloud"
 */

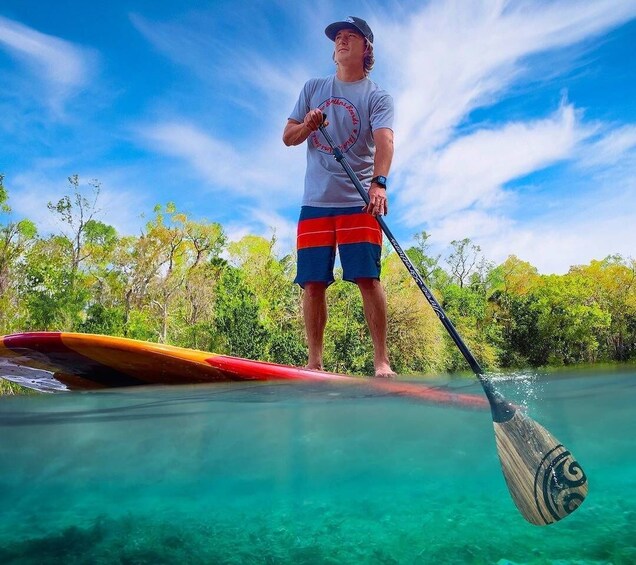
xmin=578 ymin=125 xmax=636 ymax=168
xmin=370 ymin=0 xmax=636 ymax=271
xmin=223 ymin=207 xmax=297 ymax=256
xmin=383 ymin=0 xmax=636 ymax=161
xmin=136 ymin=121 xmax=305 ymax=202
xmin=0 ymin=16 xmax=87 ymax=87
xmin=0 ymin=15 xmax=96 ymax=113
xmin=400 ymin=103 xmax=590 ymax=226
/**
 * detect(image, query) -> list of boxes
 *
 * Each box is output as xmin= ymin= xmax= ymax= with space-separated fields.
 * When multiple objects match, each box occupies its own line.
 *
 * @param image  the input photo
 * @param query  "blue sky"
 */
xmin=1 ymin=0 xmax=635 ymax=274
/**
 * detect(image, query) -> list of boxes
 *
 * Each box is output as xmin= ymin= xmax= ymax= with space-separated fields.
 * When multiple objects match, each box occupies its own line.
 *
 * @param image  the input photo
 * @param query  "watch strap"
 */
xmin=371 ymin=175 xmax=387 ymax=189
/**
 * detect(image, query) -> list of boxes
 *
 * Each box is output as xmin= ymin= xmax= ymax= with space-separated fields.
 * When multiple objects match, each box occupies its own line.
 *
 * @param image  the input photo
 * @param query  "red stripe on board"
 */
xmin=205 ymin=355 xmax=489 ymax=410
xmin=4 ymin=331 xmax=64 ymax=345
xmin=2 ymin=332 xmax=146 ymax=387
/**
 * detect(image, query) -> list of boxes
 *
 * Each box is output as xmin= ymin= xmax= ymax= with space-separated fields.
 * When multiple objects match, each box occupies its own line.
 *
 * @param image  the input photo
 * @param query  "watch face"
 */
xmin=377 ymin=176 xmax=387 ymax=184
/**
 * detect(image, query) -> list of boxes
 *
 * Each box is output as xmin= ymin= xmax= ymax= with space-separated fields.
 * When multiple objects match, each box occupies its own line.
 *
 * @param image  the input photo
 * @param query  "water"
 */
xmin=0 ymin=368 xmax=635 ymax=564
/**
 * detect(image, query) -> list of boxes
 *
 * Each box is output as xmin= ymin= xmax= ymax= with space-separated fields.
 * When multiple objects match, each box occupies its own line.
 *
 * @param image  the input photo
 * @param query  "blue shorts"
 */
xmin=294 ymin=206 xmax=383 ymax=288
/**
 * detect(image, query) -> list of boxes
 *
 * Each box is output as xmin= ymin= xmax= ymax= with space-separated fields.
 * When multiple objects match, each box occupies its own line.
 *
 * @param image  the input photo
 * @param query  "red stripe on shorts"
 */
xmin=297 ymin=212 xmax=381 ymax=250
xmin=336 ymin=213 xmax=382 ymax=246
xmin=297 ymin=217 xmax=336 ymax=249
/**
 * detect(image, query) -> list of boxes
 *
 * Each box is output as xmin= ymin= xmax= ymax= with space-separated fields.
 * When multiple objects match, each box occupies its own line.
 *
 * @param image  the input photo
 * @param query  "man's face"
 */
xmin=334 ymin=28 xmax=366 ymax=66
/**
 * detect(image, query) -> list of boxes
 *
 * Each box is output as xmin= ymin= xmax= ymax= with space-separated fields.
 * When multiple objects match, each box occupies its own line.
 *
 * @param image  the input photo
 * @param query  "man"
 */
xmin=283 ymin=16 xmax=396 ymax=378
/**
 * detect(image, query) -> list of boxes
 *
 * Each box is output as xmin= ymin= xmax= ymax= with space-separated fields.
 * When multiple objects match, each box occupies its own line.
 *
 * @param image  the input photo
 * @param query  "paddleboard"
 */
xmin=0 ymin=332 xmax=488 ymax=409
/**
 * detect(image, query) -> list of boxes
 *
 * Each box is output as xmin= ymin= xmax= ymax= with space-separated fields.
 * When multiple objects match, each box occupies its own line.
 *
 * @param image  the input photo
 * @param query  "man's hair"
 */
xmin=363 ymin=39 xmax=375 ymax=76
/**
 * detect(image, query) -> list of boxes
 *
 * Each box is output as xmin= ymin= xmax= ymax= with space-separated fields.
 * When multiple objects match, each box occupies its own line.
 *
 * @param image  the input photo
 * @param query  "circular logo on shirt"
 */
xmin=310 ymin=96 xmax=360 ymax=155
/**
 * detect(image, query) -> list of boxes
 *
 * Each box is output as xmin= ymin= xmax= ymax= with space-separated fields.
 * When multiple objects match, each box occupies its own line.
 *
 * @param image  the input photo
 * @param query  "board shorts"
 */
xmin=294 ymin=206 xmax=383 ymax=288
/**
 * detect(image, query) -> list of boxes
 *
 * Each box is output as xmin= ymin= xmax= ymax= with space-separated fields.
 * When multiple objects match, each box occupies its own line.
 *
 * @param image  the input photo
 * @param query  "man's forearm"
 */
xmin=373 ymin=129 xmax=394 ymax=178
xmin=283 ymin=120 xmax=312 ymax=146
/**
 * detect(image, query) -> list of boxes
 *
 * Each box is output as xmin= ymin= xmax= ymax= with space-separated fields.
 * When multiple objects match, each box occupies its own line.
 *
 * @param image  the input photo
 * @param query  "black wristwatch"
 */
xmin=371 ymin=175 xmax=387 ymax=189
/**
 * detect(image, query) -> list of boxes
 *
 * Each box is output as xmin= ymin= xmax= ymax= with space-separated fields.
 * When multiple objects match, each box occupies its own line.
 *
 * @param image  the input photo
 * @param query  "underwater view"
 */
xmin=0 ymin=368 xmax=635 ymax=564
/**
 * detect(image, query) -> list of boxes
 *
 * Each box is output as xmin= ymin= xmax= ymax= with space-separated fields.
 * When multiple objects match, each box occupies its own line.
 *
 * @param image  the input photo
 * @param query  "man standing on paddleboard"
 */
xmin=283 ymin=16 xmax=395 ymax=378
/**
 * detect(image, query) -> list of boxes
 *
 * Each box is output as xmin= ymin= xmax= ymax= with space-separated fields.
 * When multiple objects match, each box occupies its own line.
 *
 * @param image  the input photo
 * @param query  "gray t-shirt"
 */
xmin=289 ymin=75 xmax=394 ymax=207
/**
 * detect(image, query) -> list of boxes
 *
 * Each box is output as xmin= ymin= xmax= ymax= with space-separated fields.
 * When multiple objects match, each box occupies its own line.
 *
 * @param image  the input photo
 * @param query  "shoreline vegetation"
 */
xmin=1 ymin=174 xmax=635 ymax=395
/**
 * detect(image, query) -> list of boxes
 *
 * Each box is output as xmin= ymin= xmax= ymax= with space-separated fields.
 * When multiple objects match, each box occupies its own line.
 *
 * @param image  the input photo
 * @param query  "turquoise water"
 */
xmin=0 ymin=369 xmax=635 ymax=564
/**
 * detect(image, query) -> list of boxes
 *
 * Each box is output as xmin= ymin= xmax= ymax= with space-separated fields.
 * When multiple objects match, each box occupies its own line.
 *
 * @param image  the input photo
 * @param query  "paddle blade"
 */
xmin=493 ymin=410 xmax=588 ymax=525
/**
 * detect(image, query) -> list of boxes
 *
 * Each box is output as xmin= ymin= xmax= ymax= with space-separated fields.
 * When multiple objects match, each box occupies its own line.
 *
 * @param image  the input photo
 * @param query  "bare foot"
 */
xmin=374 ymin=363 xmax=397 ymax=379
xmin=304 ymin=363 xmax=323 ymax=371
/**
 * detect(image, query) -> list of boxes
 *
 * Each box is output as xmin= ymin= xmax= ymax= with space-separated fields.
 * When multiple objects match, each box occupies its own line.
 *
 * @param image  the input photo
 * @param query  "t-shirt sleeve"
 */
xmin=289 ymin=80 xmax=314 ymax=123
xmin=370 ymin=91 xmax=394 ymax=132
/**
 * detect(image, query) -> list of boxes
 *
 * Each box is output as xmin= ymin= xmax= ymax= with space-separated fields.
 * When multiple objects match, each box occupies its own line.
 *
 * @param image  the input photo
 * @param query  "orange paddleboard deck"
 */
xmin=0 ymin=332 xmax=488 ymax=409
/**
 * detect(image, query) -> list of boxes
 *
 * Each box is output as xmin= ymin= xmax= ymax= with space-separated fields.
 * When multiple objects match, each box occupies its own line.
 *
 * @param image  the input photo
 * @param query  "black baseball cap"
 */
xmin=325 ymin=16 xmax=374 ymax=44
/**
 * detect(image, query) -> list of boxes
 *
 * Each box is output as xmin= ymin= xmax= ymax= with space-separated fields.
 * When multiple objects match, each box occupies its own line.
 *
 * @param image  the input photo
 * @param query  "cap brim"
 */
xmin=325 ymin=22 xmax=363 ymax=41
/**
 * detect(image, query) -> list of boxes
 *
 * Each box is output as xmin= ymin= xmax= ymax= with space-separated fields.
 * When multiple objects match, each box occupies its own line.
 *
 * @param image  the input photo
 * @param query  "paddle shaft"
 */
xmin=319 ymin=120 xmax=588 ymax=526
xmin=318 ymin=121 xmax=512 ymax=420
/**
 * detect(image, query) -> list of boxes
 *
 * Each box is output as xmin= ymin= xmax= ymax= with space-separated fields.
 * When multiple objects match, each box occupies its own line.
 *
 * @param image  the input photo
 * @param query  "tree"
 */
xmin=0 ymin=175 xmax=38 ymax=333
xmin=446 ymin=238 xmax=481 ymax=288
xmin=227 ymin=233 xmax=305 ymax=364
xmin=488 ymin=256 xmax=542 ymax=367
xmin=213 ymin=266 xmax=268 ymax=359
xmin=110 ymin=234 xmax=167 ymax=337
xmin=531 ymin=273 xmax=611 ymax=365
xmin=176 ymin=218 xmax=226 ymax=350
xmin=47 ymin=175 xmax=102 ymax=275
xmin=22 ymin=235 xmax=89 ymax=330
xmin=405 ymin=230 xmax=441 ymax=284
xmin=323 ymin=279 xmax=369 ymax=374
xmin=570 ymin=256 xmax=636 ymax=361
xmin=381 ymin=252 xmax=449 ymax=374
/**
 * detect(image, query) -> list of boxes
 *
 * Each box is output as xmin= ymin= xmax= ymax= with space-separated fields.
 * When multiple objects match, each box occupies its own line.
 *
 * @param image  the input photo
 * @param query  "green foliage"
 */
xmin=446 ymin=238 xmax=482 ymax=288
xmin=213 ymin=266 xmax=268 ymax=360
xmin=405 ymin=230 xmax=440 ymax=284
xmin=0 ymin=173 xmax=9 ymax=213
xmin=323 ymin=279 xmax=371 ymax=374
xmin=21 ymin=236 xmax=89 ymax=330
xmin=0 ymin=175 xmax=39 ymax=333
xmin=0 ymin=378 xmax=36 ymax=395
xmin=78 ymin=303 xmax=125 ymax=335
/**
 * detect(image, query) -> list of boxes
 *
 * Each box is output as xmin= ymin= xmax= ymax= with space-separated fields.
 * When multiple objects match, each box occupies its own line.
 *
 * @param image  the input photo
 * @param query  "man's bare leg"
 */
xmin=356 ymin=278 xmax=396 ymax=378
xmin=302 ymin=282 xmax=328 ymax=370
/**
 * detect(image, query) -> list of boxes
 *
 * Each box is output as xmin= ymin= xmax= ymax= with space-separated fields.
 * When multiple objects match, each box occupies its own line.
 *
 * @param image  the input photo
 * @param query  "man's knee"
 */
xmin=304 ymin=282 xmax=327 ymax=300
xmin=355 ymin=277 xmax=382 ymax=293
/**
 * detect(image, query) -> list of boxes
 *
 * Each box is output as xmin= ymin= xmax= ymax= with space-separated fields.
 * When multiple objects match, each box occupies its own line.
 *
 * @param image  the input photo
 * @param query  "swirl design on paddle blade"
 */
xmin=535 ymin=445 xmax=587 ymax=524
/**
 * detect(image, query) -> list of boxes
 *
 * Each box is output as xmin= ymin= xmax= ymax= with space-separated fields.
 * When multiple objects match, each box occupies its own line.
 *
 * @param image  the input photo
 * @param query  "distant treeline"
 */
xmin=1 ymin=174 xmax=635 ymax=377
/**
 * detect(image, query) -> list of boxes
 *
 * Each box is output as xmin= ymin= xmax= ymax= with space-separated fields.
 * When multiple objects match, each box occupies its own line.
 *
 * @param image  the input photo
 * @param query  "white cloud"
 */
xmin=241 ymin=207 xmax=298 ymax=256
xmin=136 ymin=120 xmax=306 ymax=204
xmin=484 ymin=210 xmax=636 ymax=275
xmin=383 ymin=0 xmax=636 ymax=163
xmin=0 ymin=15 xmax=96 ymax=111
xmin=578 ymin=125 xmax=636 ymax=168
xmin=373 ymin=0 xmax=636 ymax=272
xmin=399 ymin=103 xmax=590 ymax=226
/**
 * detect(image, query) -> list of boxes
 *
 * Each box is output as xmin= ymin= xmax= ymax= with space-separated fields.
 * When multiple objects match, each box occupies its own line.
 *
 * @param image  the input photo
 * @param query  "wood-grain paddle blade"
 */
xmin=494 ymin=410 xmax=588 ymax=525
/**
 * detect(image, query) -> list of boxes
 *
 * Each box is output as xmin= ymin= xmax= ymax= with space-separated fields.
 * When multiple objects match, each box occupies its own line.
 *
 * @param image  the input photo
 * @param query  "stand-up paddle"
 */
xmin=318 ymin=117 xmax=588 ymax=525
